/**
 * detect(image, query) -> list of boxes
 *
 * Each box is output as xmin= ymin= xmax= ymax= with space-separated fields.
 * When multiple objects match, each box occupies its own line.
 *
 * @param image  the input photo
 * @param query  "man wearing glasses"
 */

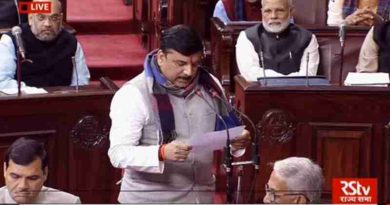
xmin=264 ymin=157 xmax=324 ymax=204
xmin=0 ymin=0 xmax=89 ymax=89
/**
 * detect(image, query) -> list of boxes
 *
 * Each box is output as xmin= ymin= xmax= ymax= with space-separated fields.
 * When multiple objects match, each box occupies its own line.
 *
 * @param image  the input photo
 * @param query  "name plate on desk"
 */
xmin=257 ymin=76 xmax=331 ymax=87
xmin=344 ymin=72 xmax=389 ymax=87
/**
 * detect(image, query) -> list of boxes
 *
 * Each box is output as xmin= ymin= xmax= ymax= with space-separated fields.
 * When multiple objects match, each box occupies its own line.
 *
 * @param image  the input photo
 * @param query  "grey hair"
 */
xmin=261 ymin=0 xmax=294 ymax=8
xmin=273 ymin=157 xmax=324 ymax=203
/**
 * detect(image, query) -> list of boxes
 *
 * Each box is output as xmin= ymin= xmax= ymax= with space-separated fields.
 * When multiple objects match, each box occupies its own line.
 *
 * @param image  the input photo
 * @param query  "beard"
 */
xmin=263 ymin=19 xmax=290 ymax=33
xmin=36 ymin=30 xmax=59 ymax=41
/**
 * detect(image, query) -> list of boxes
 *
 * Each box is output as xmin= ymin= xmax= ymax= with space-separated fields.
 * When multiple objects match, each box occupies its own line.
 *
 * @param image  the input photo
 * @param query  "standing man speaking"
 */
xmin=109 ymin=25 xmax=251 ymax=203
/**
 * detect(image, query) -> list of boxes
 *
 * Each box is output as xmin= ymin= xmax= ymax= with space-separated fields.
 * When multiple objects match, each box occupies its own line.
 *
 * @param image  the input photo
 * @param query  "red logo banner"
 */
xmin=332 ymin=178 xmax=377 ymax=204
xmin=18 ymin=2 xmax=52 ymax=14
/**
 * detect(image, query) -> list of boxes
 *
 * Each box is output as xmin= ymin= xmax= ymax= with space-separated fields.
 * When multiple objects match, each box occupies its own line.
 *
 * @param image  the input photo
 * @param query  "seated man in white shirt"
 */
xmin=327 ymin=0 xmax=390 ymax=26
xmin=356 ymin=21 xmax=390 ymax=73
xmin=0 ymin=137 xmax=81 ymax=204
xmin=213 ymin=0 xmax=231 ymax=23
xmin=235 ymin=0 xmax=319 ymax=81
xmin=0 ymin=0 xmax=89 ymax=89
xmin=212 ymin=0 xmax=261 ymax=23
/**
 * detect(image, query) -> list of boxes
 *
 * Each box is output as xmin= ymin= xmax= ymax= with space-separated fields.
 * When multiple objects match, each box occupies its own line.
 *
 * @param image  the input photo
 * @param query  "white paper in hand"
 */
xmin=188 ymin=125 xmax=245 ymax=152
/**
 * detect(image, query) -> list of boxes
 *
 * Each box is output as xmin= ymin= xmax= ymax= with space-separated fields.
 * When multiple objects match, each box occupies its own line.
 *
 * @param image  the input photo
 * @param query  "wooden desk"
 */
xmin=0 ymin=84 xmax=120 ymax=203
xmin=231 ymin=75 xmax=390 ymax=203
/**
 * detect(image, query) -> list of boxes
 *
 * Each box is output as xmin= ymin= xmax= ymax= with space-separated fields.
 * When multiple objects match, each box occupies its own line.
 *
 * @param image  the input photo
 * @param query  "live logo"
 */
xmin=18 ymin=2 xmax=52 ymax=14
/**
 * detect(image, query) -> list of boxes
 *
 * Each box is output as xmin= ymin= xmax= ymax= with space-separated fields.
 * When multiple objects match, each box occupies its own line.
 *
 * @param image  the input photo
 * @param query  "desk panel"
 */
xmin=231 ymin=75 xmax=390 ymax=203
xmin=0 ymin=85 xmax=120 ymax=203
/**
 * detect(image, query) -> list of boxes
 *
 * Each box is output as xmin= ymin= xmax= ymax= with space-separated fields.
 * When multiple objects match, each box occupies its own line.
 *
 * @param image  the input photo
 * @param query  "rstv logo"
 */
xmin=332 ymin=178 xmax=377 ymax=204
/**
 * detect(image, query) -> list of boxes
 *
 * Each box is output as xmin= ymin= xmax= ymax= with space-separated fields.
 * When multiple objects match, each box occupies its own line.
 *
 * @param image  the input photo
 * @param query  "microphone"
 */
xmin=11 ymin=26 xmax=26 ymax=60
xmin=207 ymin=88 xmax=260 ymax=169
xmin=259 ymin=50 xmax=267 ymax=87
xmin=195 ymin=89 xmax=234 ymax=203
xmin=305 ymin=52 xmax=310 ymax=87
xmin=339 ymin=22 xmax=346 ymax=48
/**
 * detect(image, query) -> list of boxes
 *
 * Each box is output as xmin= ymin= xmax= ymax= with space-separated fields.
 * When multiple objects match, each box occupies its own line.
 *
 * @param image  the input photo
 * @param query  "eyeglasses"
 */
xmin=35 ymin=14 xmax=62 ymax=23
xmin=265 ymin=184 xmax=310 ymax=203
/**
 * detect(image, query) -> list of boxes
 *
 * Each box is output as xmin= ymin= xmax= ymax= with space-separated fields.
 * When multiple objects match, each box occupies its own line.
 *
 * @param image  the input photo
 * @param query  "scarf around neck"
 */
xmin=144 ymin=50 xmax=240 ymax=144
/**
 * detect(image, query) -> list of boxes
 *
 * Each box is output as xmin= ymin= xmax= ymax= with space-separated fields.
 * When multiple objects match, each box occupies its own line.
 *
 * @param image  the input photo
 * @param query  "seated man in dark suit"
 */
xmin=356 ymin=20 xmax=390 ymax=73
xmin=263 ymin=157 xmax=324 ymax=204
xmin=327 ymin=0 xmax=390 ymax=26
xmin=0 ymin=0 xmax=89 ymax=89
xmin=0 ymin=137 xmax=81 ymax=203
xmin=235 ymin=0 xmax=319 ymax=81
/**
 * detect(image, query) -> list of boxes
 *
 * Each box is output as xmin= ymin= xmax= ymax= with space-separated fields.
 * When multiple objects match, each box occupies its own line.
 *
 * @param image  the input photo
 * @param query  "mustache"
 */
xmin=40 ymin=29 xmax=55 ymax=33
xmin=178 ymin=76 xmax=192 ymax=81
xmin=267 ymin=21 xmax=282 ymax=25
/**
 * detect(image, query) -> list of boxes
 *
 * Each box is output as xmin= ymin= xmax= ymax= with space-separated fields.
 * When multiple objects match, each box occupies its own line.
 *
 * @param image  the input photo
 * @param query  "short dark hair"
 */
xmin=160 ymin=24 xmax=203 ymax=56
xmin=5 ymin=137 xmax=48 ymax=171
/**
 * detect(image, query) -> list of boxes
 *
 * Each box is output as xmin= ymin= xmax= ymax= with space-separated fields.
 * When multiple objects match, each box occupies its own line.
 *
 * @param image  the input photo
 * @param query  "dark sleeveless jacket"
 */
xmin=6 ymin=23 xmax=77 ymax=87
xmin=244 ymin=23 xmax=312 ymax=75
xmin=374 ymin=21 xmax=390 ymax=73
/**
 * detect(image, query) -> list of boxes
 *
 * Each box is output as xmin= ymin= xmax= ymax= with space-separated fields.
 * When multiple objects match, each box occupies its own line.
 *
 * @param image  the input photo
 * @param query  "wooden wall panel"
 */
xmin=385 ymin=123 xmax=390 ymax=202
xmin=0 ymin=85 xmax=120 ymax=203
xmin=141 ymin=0 xmax=218 ymax=51
xmin=292 ymin=0 xmax=327 ymax=25
xmin=311 ymin=123 xmax=372 ymax=192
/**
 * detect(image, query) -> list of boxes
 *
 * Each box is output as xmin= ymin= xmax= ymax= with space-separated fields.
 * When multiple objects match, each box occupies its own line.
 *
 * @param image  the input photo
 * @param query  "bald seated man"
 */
xmin=235 ymin=0 xmax=319 ymax=81
xmin=0 ymin=0 xmax=90 ymax=89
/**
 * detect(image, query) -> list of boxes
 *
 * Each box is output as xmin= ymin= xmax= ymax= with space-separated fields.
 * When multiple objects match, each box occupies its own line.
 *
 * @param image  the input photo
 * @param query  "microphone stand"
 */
xmin=213 ymin=93 xmax=260 ymax=204
xmin=260 ymin=51 xmax=267 ymax=87
xmin=16 ymin=52 xmax=22 ymax=96
xmin=195 ymin=90 xmax=234 ymax=203
xmin=339 ymin=24 xmax=346 ymax=86
xmin=305 ymin=52 xmax=310 ymax=87
xmin=339 ymin=43 xmax=345 ymax=86
xmin=72 ymin=56 xmax=79 ymax=92
xmin=224 ymin=127 xmax=234 ymax=204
